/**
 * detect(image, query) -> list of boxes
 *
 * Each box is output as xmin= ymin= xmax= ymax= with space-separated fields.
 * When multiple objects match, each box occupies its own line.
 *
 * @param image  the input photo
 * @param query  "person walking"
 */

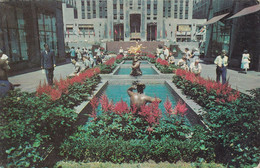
xmin=214 ymin=50 xmax=228 ymax=84
xmin=241 ymin=50 xmax=250 ymax=74
xmin=41 ymin=44 xmax=56 ymax=85
xmin=70 ymin=47 xmax=76 ymax=60
xmin=184 ymin=48 xmax=192 ymax=67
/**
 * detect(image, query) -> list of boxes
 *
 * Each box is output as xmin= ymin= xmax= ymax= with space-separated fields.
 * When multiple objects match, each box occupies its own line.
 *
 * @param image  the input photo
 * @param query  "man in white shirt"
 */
xmin=163 ymin=45 xmax=169 ymax=60
xmin=214 ymin=50 xmax=228 ymax=84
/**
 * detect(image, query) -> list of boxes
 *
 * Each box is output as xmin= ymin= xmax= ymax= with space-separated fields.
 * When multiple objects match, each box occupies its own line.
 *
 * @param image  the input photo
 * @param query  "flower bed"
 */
xmin=98 ymin=57 xmax=117 ymax=74
xmin=60 ymin=96 xmax=215 ymax=163
xmin=172 ymin=69 xmax=260 ymax=167
xmin=98 ymin=55 xmax=124 ymax=74
xmin=115 ymin=54 xmax=124 ymax=64
xmin=155 ymin=58 xmax=179 ymax=74
xmin=0 ymin=68 xmax=101 ymax=167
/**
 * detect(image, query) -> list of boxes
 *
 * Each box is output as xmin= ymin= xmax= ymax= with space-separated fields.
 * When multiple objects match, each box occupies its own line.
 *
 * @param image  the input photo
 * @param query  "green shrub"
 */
xmin=0 ymin=74 xmax=101 ymax=167
xmin=172 ymin=75 xmax=260 ymax=167
xmin=60 ymin=112 xmax=215 ymax=163
xmin=155 ymin=63 xmax=178 ymax=73
xmin=97 ymin=64 xmax=116 ymax=74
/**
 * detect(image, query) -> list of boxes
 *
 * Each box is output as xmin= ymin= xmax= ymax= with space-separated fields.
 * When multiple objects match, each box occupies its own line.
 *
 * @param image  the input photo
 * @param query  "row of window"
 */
xmin=75 ymin=0 xmax=190 ymax=20
xmin=0 ymin=5 xmax=58 ymax=63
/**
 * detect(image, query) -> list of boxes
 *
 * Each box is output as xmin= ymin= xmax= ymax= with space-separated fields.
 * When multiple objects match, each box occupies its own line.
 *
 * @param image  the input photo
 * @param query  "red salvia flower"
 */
xmin=105 ymin=57 xmax=116 ymax=66
xmin=164 ymin=96 xmax=173 ymax=117
xmin=116 ymin=54 xmax=123 ymax=60
xmin=173 ymin=100 xmax=188 ymax=116
xmin=131 ymin=104 xmax=138 ymax=114
xmin=146 ymin=126 xmax=154 ymax=134
xmin=50 ymin=89 xmax=62 ymax=101
xmin=100 ymin=94 xmax=110 ymax=112
xmin=113 ymin=99 xmax=129 ymax=116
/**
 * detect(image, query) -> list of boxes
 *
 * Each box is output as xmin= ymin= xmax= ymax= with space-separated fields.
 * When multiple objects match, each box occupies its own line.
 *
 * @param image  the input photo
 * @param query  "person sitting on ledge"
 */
xmin=127 ymin=81 xmax=162 ymax=111
xmin=130 ymin=56 xmax=142 ymax=76
xmin=177 ymin=55 xmax=189 ymax=71
xmin=69 ymin=59 xmax=82 ymax=77
xmin=168 ymin=52 xmax=175 ymax=65
xmin=190 ymin=59 xmax=202 ymax=76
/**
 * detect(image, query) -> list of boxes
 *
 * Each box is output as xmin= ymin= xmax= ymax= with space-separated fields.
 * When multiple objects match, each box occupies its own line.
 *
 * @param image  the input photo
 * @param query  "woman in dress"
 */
xmin=241 ymin=50 xmax=250 ymax=74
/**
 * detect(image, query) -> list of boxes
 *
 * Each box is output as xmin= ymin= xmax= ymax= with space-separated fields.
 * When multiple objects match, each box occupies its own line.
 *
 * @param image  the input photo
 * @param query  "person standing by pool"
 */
xmin=214 ymin=50 xmax=228 ymax=84
xmin=163 ymin=45 xmax=169 ymax=60
xmin=156 ymin=45 xmax=164 ymax=60
xmin=41 ymin=44 xmax=56 ymax=85
xmin=241 ymin=50 xmax=250 ymax=74
xmin=127 ymin=82 xmax=162 ymax=111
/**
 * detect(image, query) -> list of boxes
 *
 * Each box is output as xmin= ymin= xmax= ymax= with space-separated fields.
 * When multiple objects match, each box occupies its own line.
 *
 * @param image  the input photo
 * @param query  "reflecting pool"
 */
xmin=115 ymin=67 xmax=158 ymax=75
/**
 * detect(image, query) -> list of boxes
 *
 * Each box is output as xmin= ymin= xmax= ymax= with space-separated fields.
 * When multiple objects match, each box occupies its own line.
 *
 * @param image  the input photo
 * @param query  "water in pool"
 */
xmin=115 ymin=67 xmax=157 ymax=75
xmin=124 ymin=60 xmax=150 ymax=64
xmin=102 ymin=84 xmax=177 ymax=112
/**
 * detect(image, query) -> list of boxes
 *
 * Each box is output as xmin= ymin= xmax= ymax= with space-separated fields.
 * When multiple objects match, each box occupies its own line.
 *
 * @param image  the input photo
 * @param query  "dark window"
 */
xmin=81 ymin=0 xmax=85 ymax=19
xmin=74 ymin=8 xmax=78 ymax=19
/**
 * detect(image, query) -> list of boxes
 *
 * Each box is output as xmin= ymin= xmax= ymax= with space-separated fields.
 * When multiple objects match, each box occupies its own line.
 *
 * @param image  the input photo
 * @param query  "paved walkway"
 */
xmin=8 ymin=61 xmax=260 ymax=95
xmin=199 ymin=61 xmax=260 ymax=95
xmin=9 ymin=63 xmax=74 ymax=93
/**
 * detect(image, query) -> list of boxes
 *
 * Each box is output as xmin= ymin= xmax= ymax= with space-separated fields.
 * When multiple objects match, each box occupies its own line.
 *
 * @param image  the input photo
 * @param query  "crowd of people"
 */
xmin=155 ymin=44 xmax=202 ymax=76
xmin=68 ymin=46 xmax=106 ymax=77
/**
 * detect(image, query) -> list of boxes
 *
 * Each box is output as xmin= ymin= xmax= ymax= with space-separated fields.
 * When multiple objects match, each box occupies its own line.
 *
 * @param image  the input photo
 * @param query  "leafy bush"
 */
xmin=97 ymin=57 xmax=117 ymax=74
xmin=60 ymin=98 xmax=215 ymax=163
xmin=172 ymin=69 xmax=260 ymax=167
xmin=115 ymin=54 xmax=124 ymax=64
xmin=155 ymin=58 xmax=179 ymax=73
xmin=0 ymin=68 xmax=102 ymax=167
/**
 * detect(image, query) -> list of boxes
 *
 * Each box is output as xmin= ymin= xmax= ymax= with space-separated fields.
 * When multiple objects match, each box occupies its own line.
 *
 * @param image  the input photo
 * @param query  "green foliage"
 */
xmin=97 ymin=64 xmax=116 ymax=74
xmin=172 ymin=76 xmax=260 ymax=167
xmin=0 ymin=74 xmax=101 ymax=167
xmin=60 ymin=112 xmax=215 ymax=163
xmin=54 ymin=76 xmax=100 ymax=108
xmin=155 ymin=63 xmax=178 ymax=73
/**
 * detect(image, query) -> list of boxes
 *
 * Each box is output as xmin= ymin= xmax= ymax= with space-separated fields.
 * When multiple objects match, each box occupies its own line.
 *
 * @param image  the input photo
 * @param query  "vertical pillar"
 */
xmin=141 ymin=0 xmax=146 ymax=41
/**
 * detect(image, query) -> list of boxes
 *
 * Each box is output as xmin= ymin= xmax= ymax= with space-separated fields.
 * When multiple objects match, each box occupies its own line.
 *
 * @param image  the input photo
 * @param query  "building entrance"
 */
xmin=130 ymin=14 xmax=141 ymax=41
xmin=147 ymin=23 xmax=157 ymax=41
xmin=114 ymin=24 xmax=124 ymax=41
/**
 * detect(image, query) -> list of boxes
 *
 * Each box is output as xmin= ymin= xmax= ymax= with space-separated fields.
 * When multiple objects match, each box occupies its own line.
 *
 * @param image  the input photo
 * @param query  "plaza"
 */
xmin=1 ymin=0 xmax=260 ymax=167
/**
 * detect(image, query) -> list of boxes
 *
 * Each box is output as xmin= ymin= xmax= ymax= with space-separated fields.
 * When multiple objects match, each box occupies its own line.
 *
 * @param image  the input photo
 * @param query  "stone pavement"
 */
xmin=8 ymin=60 xmax=260 ymax=95
xmin=9 ymin=63 xmax=74 ymax=93
xmin=199 ymin=60 xmax=260 ymax=95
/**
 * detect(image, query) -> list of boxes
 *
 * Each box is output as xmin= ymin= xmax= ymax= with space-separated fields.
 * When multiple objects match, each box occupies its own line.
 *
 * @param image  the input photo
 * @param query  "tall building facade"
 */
xmin=0 ymin=0 xmax=69 ymax=72
xmin=63 ymin=0 xmax=206 ymax=45
xmin=193 ymin=0 xmax=260 ymax=71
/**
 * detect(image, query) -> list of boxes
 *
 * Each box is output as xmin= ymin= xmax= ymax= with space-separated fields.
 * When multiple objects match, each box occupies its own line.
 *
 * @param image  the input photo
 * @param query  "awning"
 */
xmin=79 ymin=24 xmax=94 ymax=28
xmin=66 ymin=24 xmax=73 ymax=28
xmin=203 ymin=13 xmax=229 ymax=25
xmin=228 ymin=4 xmax=260 ymax=19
